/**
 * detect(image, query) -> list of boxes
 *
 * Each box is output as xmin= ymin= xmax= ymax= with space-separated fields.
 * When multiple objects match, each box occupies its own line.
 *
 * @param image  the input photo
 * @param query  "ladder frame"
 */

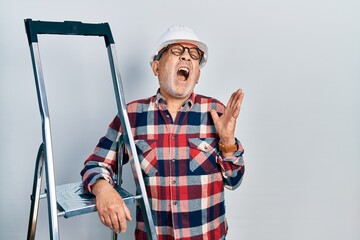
xmin=24 ymin=19 xmax=157 ymax=240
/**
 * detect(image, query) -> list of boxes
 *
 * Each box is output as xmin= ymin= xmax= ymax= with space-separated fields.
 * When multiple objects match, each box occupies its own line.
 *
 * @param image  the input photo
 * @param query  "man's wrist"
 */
xmin=91 ymin=179 xmax=111 ymax=196
xmin=219 ymin=135 xmax=235 ymax=145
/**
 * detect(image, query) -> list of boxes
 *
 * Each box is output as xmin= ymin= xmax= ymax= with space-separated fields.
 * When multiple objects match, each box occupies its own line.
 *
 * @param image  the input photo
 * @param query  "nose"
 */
xmin=180 ymin=49 xmax=191 ymax=61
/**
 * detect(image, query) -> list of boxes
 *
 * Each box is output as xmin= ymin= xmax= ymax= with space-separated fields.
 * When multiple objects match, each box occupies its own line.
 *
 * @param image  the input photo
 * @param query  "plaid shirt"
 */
xmin=81 ymin=90 xmax=245 ymax=240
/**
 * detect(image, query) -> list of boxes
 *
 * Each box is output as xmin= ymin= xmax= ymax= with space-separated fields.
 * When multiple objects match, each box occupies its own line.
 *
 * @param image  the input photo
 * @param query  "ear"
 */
xmin=196 ymin=69 xmax=201 ymax=84
xmin=151 ymin=61 xmax=159 ymax=76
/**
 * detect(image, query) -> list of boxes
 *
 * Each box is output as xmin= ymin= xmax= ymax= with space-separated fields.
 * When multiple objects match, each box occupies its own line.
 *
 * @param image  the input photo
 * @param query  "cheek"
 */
xmin=194 ymin=69 xmax=201 ymax=81
xmin=158 ymin=58 xmax=170 ymax=73
xmin=161 ymin=64 xmax=176 ymax=78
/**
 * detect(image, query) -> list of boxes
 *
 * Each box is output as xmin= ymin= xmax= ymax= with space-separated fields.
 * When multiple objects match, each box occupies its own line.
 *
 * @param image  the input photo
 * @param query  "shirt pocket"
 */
xmin=134 ymin=139 xmax=158 ymax=177
xmin=188 ymin=137 xmax=219 ymax=175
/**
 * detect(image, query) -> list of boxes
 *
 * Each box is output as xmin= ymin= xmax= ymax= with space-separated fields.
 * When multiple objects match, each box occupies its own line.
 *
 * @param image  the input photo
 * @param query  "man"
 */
xmin=81 ymin=25 xmax=245 ymax=240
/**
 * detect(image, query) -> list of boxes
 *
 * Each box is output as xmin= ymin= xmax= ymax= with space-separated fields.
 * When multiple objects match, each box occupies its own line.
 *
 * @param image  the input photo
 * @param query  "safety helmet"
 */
xmin=150 ymin=25 xmax=208 ymax=68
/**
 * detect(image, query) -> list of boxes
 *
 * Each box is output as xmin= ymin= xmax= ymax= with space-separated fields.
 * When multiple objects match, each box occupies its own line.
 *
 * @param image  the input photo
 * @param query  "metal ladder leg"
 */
xmin=28 ymin=38 xmax=61 ymax=240
xmin=43 ymin=127 xmax=61 ymax=240
xmin=112 ymin=141 xmax=125 ymax=240
xmin=27 ymin=144 xmax=45 ymax=240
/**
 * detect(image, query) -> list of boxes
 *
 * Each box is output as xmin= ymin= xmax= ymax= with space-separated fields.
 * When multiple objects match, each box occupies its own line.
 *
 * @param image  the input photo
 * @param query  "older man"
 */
xmin=81 ymin=25 xmax=245 ymax=240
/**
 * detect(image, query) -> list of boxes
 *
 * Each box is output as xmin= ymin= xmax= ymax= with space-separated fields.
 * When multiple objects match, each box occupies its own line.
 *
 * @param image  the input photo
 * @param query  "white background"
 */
xmin=0 ymin=0 xmax=359 ymax=239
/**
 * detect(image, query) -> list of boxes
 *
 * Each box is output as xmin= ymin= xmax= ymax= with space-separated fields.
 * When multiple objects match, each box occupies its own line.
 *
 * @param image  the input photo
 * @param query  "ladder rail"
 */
xmin=113 ymin=137 xmax=124 ymax=240
xmin=107 ymin=44 xmax=158 ymax=240
xmin=28 ymin=41 xmax=60 ymax=240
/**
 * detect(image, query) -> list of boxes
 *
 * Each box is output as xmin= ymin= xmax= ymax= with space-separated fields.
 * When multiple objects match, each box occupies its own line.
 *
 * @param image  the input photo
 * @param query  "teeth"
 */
xmin=178 ymin=67 xmax=189 ymax=73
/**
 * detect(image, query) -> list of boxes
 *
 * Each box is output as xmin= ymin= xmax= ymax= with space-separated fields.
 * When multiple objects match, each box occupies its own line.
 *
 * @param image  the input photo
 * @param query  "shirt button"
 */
xmin=172 ymin=180 xmax=176 ymax=184
xmin=173 ymin=201 xmax=177 ymax=205
xmin=166 ymin=114 xmax=170 ymax=118
xmin=172 ymin=136 xmax=175 ymax=140
xmin=172 ymin=159 xmax=175 ymax=162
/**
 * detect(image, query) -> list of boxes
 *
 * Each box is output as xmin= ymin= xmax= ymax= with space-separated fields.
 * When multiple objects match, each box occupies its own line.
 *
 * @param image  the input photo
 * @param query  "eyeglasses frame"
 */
xmin=153 ymin=43 xmax=204 ymax=63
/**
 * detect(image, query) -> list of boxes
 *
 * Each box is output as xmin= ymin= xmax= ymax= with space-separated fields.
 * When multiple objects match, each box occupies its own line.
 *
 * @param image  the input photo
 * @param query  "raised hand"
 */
xmin=210 ymin=89 xmax=244 ymax=146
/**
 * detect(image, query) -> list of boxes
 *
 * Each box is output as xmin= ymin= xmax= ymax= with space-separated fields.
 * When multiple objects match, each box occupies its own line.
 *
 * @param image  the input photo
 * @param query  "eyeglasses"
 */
xmin=154 ymin=43 xmax=204 ymax=62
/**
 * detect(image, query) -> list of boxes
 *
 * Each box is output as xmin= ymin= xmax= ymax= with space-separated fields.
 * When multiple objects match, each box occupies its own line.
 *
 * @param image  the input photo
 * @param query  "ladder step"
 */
xmin=55 ymin=182 xmax=139 ymax=218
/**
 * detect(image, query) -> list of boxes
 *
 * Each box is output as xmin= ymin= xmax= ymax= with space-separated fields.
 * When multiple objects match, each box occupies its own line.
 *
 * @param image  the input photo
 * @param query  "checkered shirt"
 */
xmin=81 ymin=90 xmax=245 ymax=240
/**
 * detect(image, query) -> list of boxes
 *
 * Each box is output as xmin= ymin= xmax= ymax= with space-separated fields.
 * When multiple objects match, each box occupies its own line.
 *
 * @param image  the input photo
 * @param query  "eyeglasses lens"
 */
xmin=169 ymin=44 xmax=202 ymax=61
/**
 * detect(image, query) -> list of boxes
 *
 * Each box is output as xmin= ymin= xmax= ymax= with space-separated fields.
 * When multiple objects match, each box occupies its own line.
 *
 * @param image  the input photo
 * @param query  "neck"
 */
xmin=160 ymin=89 xmax=189 ymax=111
xmin=167 ymin=98 xmax=185 ymax=119
xmin=159 ymin=89 xmax=192 ymax=119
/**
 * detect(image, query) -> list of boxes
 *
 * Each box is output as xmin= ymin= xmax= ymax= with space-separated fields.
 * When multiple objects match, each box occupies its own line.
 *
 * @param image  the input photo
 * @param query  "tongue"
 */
xmin=177 ymin=71 xmax=187 ymax=81
xmin=177 ymin=72 xmax=186 ymax=81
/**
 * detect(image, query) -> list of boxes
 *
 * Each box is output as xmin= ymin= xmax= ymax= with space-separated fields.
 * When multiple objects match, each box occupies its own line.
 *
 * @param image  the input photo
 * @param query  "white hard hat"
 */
xmin=150 ymin=25 xmax=208 ymax=68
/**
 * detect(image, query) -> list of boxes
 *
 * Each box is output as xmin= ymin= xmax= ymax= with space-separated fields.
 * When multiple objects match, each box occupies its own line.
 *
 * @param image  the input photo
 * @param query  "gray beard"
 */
xmin=162 ymin=77 xmax=195 ymax=99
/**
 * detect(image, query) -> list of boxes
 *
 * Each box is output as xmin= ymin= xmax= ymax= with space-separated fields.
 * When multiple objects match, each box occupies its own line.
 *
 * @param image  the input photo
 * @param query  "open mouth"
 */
xmin=177 ymin=67 xmax=190 ymax=81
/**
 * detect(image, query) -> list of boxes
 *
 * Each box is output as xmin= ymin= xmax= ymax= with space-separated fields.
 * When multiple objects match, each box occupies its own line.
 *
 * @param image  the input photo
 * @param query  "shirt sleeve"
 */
xmin=216 ymin=138 xmax=245 ymax=190
xmin=80 ymin=115 xmax=125 ymax=193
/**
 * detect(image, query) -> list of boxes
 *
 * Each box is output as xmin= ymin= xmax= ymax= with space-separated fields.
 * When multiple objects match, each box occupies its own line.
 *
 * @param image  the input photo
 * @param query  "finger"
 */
xmin=226 ymin=91 xmax=237 ymax=109
xmin=230 ymin=89 xmax=243 ymax=109
xmin=99 ymin=215 xmax=106 ymax=226
xmin=117 ymin=212 xmax=128 ymax=233
xmin=232 ymin=92 xmax=244 ymax=119
xmin=110 ymin=214 xmax=120 ymax=233
xmin=103 ymin=215 xmax=113 ymax=230
xmin=228 ymin=89 xmax=243 ymax=110
xmin=210 ymin=109 xmax=219 ymax=124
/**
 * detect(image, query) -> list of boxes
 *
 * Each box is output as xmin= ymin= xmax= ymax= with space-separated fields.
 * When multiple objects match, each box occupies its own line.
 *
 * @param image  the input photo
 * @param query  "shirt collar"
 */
xmin=155 ymin=89 xmax=195 ymax=109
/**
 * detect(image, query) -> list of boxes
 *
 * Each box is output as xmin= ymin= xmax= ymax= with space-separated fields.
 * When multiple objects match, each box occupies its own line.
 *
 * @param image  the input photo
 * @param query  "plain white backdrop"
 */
xmin=0 ymin=0 xmax=359 ymax=239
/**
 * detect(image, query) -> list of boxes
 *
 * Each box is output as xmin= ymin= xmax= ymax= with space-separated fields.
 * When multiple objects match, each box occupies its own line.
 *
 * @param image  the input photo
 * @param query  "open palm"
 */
xmin=210 ymin=89 xmax=244 ymax=145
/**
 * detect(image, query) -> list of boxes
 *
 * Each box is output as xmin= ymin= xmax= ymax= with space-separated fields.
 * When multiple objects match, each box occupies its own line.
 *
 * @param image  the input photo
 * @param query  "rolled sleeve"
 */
xmin=81 ymin=115 xmax=122 ymax=193
xmin=216 ymin=138 xmax=245 ymax=190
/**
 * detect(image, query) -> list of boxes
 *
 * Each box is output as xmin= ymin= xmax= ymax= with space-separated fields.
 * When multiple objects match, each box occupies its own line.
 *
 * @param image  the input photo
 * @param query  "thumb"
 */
xmin=210 ymin=109 xmax=219 ymax=123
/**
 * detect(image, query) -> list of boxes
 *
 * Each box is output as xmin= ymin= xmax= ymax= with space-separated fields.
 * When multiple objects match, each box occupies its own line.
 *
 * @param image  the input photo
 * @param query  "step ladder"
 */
xmin=24 ymin=19 xmax=157 ymax=240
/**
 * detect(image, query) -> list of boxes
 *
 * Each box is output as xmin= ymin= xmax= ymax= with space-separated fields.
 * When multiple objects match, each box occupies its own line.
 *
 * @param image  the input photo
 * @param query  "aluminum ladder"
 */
xmin=24 ymin=19 xmax=157 ymax=240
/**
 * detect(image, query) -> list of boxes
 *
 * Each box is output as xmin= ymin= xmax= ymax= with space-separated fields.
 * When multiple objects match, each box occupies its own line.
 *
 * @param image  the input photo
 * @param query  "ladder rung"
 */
xmin=55 ymin=182 xmax=137 ymax=218
xmin=31 ymin=182 xmax=137 ymax=218
xmin=30 ymin=193 xmax=47 ymax=201
xmin=33 ymin=182 xmax=140 ymax=218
